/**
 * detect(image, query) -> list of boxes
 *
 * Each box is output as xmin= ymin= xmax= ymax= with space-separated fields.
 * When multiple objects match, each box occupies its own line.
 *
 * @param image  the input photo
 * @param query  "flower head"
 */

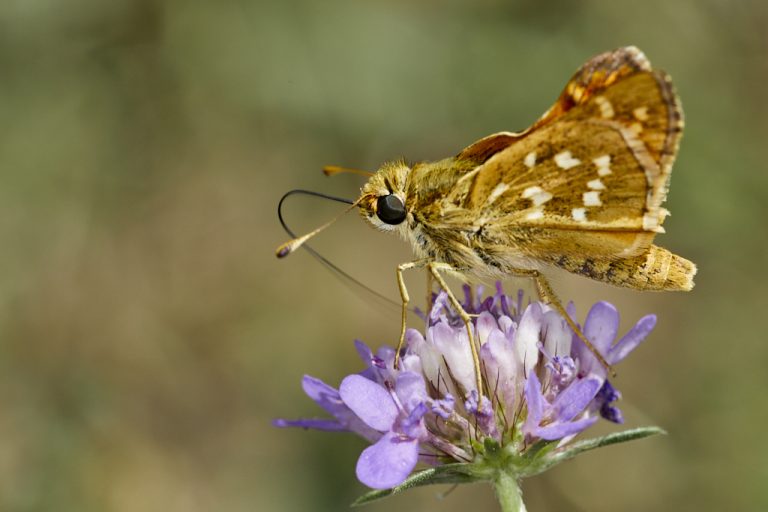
xmin=276 ymin=284 xmax=656 ymax=490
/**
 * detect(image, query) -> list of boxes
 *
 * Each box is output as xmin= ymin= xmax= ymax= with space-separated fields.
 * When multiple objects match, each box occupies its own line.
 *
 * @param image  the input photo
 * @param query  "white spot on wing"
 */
xmin=554 ymin=150 xmax=581 ymax=170
xmin=593 ymin=155 xmax=611 ymax=167
xmin=583 ymin=191 xmax=602 ymax=206
xmin=522 ymin=186 xmax=542 ymax=198
xmin=633 ymin=106 xmax=649 ymax=121
xmin=571 ymin=208 xmax=587 ymax=222
xmin=587 ymin=179 xmax=605 ymax=190
xmin=593 ymin=155 xmax=612 ymax=176
xmin=525 ymin=208 xmax=544 ymax=221
xmin=486 ymin=183 xmax=509 ymax=205
xmin=524 ymin=151 xmax=537 ymax=168
xmin=595 ymin=96 xmax=615 ymax=118
xmin=522 ymin=186 xmax=552 ymax=206
xmin=531 ymin=190 xmax=553 ymax=206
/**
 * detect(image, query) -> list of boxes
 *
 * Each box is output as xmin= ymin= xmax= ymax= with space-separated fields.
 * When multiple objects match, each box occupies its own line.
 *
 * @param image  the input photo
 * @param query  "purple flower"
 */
xmin=276 ymin=284 xmax=657 ymax=489
xmin=339 ymin=372 xmax=429 ymax=489
xmin=594 ymin=379 xmax=624 ymax=424
xmin=572 ymin=301 xmax=656 ymax=422
xmin=521 ymin=371 xmax=600 ymax=441
xmin=465 ymin=389 xmax=499 ymax=440
xmin=575 ymin=301 xmax=656 ymax=378
xmin=272 ymin=375 xmax=379 ymax=442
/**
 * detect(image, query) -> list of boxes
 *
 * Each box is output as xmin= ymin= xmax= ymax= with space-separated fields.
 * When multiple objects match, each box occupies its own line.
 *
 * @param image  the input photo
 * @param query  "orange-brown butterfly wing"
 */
xmin=450 ymin=46 xmax=682 ymax=259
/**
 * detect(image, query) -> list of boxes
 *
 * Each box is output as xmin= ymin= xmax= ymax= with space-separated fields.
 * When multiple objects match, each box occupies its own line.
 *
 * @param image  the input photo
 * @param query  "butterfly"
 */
xmin=277 ymin=46 xmax=696 ymax=392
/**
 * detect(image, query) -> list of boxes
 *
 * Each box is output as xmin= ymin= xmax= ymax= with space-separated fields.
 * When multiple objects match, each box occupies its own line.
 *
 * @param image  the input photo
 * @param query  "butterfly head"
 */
xmin=358 ymin=161 xmax=412 ymax=234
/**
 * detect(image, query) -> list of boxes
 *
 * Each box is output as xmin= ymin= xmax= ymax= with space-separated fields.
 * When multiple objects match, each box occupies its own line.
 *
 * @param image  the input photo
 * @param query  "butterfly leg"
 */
xmin=428 ymin=262 xmax=483 ymax=394
xmin=394 ymin=260 xmax=429 ymax=370
xmin=509 ymin=268 xmax=615 ymax=377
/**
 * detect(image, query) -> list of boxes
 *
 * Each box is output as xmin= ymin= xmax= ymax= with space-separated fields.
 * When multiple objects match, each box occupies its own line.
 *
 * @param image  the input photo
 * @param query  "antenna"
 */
xmin=322 ymin=165 xmax=375 ymax=177
xmin=275 ymin=189 xmax=411 ymax=311
xmin=275 ymin=192 xmax=364 ymax=258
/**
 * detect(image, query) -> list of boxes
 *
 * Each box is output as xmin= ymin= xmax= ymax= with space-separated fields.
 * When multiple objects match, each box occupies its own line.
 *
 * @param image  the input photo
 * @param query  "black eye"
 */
xmin=376 ymin=194 xmax=406 ymax=225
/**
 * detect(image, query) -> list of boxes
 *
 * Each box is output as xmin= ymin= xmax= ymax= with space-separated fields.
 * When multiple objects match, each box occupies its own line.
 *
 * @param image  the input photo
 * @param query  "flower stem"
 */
xmin=493 ymin=472 xmax=526 ymax=512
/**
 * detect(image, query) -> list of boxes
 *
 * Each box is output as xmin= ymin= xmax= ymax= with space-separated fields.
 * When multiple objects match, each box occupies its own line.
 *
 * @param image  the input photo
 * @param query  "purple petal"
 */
xmin=464 ymin=389 xmax=480 ymax=413
xmin=488 ymin=327 xmax=512 ymax=349
xmin=301 ymin=375 xmax=345 ymax=416
xmin=481 ymin=329 xmax=518 ymax=405
xmin=535 ymin=416 xmax=598 ymax=440
xmin=594 ymin=380 xmax=624 ymax=424
xmin=516 ymin=289 xmax=525 ymax=318
xmin=405 ymin=328 xmax=425 ymax=350
xmin=430 ymin=291 xmax=450 ymax=323
xmin=609 ymin=314 xmax=656 ymax=364
xmin=516 ymin=303 xmax=543 ymax=376
xmin=399 ymin=402 xmax=428 ymax=439
xmin=462 ymin=284 xmax=473 ymax=310
xmin=499 ymin=286 xmax=513 ymax=317
xmin=523 ymin=372 xmax=545 ymax=434
xmin=354 ymin=340 xmax=374 ymax=366
xmin=301 ymin=375 xmax=339 ymax=400
xmin=583 ymin=302 xmax=619 ymax=357
xmin=399 ymin=353 xmax=423 ymax=375
xmin=431 ymin=394 xmax=455 ymax=419
xmin=542 ymin=310 xmax=571 ymax=358
xmin=395 ymin=372 xmax=428 ymax=411
xmin=498 ymin=315 xmax=515 ymax=337
xmin=430 ymin=320 xmax=476 ymax=393
xmin=551 ymin=376 xmax=602 ymax=422
xmin=272 ymin=418 xmax=346 ymax=431
xmin=601 ymin=404 xmax=624 ymax=424
xmin=356 ymin=432 xmax=420 ymax=489
xmin=404 ymin=329 xmax=429 ymax=376
xmin=353 ymin=340 xmax=381 ymax=381
xmin=549 ymin=355 xmax=576 ymax=386
xmin=299 ymin=375 xmax=382 ymax=441
xmin=479 ymin=295 xmax=495 ymax=314
xmin=481 ymin=329 xmax=513 ymax=369
xmin=375 ymin=346 xmax=396 ymax=369
xmin=476 ymin=311 xmax=499 ymax=345
xmin=465 ymin=391 xmax=498 ymax=438
xmin=565 ymin=301 xmax=577 ymax=321
xmin=340 ymin=375 xmax=398 ymax=432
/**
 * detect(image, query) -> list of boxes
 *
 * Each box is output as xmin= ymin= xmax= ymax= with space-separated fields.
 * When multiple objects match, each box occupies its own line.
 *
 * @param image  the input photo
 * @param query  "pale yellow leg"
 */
xmin=394 ymin=260 xmax=428 ymax=370
xmin=509 ymin=268 xmax=615 ymax=377
xmin=427 ymin=262 xmax=483 ymax=395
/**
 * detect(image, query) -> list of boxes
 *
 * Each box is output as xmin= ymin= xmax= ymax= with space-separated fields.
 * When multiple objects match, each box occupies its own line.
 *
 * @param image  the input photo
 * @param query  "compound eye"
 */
xmin=376 ymin=194 xmax=406 ymax=225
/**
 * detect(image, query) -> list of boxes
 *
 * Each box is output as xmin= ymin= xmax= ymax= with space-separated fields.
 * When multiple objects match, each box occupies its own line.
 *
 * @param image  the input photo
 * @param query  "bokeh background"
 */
xmin=1 ymin=0 xmax=766 ymax=511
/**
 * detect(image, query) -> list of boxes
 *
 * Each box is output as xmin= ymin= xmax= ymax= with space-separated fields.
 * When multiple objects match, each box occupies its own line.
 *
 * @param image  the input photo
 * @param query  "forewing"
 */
xmin=558 ymin=69 xmax=683 ymax=227
xmin=533 ymin=45 xmax=683 ymax=170
xmin=456 ymin=47 xmax=682 ymax=259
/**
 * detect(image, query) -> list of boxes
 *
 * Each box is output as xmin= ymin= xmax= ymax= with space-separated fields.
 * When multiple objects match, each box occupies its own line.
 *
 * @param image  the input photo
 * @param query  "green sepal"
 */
xmin=483 ymin=437 xmax=502 ymax=456
xmin=521 ymin=439 xmax=558 ymax=461
xmin=522 ymin=425 xmax=666 ymax=477
xmin=351 ymin=463 xmax=478 ymax=507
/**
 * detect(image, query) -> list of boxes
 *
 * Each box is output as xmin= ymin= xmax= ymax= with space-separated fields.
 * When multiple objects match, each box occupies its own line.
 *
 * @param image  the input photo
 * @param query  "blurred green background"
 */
xmin=1 ymin=0 xmax=766 ymax=511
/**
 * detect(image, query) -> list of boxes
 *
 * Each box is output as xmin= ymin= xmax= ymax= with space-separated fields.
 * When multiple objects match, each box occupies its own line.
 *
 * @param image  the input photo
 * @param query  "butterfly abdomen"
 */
xmin=551 ymin=245 xmax=696 ymax=291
